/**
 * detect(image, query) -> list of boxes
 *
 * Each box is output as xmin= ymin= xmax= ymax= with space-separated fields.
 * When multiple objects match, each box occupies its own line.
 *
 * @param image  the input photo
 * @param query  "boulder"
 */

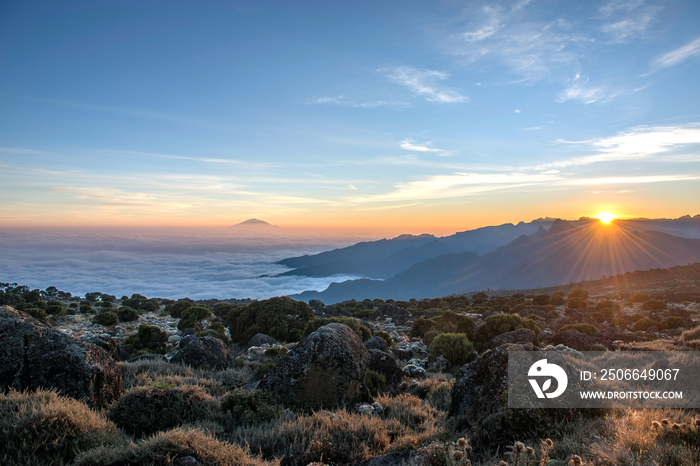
xmin=485 ymin=328 xmax=537 ymax=350
xmin=364 ymin=335 xmax=389 ymax=352
xmin=552 ymin=329 xmax=596 ymax=351
xmin=79 ymin=334 xmax=129 ymax=361
xmin=367 ymin=349 xmax=403 ymax=386
xmin=258 ymin=323 xmax=371 ymax=409
xmin=370 ymin=304 xmax=411 ymax=326
xmin=247 ymin=333 xmax=279 ymax=348
xmin=0 ymin=306 xmax=123 ymax=408
xmin=170 ymin=335 xmax=235 ymax=369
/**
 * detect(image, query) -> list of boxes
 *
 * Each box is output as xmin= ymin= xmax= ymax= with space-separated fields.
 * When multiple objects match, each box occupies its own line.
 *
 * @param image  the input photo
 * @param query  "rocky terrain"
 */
xmin=1 ymin=268 xmax=700 ymax=465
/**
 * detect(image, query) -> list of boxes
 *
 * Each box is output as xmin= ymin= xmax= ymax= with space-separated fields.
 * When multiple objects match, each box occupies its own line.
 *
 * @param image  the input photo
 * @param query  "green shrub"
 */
xmin=532 ymin=294 xmax=550 ymax=306
xmin=660 ymin=316 xmax=689 ymax=330
xmin=590 ymin=312 xmax=606 ymax=323
xmin=0 ymin=389 xmax=125 ymax=466
xmin=24 ymin=307 xmax=48 ymax=322
xmin=569 ymin=289 xmax=589 ymax=300
xmin=558 ymin=323 xmax=598 ymax=336
xmin=80 ymin=303 xmax=94 ymax=314
xmin=304 ymin=317 xmax=371 ymax=341
xmin=567 ymin=297 xmax=586 ymax=309
xmin=123 ymin=324 xmax=169 ymax=357
xmin=93 ymin=311 xmax=119 ymax=327
xmin=117 ymin=306 xmax=140 ymax=322
xmin=423 ymin=328 xmax=440 ymax=346
xmin=595 ymin=300 xmax=621 ymax=312
xmin=550 ymin=292 xmax=566 ymax=305
xmin=366 ymin=370 xmax=386 ymax=397
xmin=165 ymin=299 xmax=194 ymax=318
xmin=198 ymin=321 xmax=229 ymax=343
xmin=45 ymin=303 xmax=63 ymax=315
xmin=629 ymin=293 xmax=650 ymax=303
xmin=629 ymin=313 xmax=644 ymax=322
xmin=411 ymin=317 xmax=435 ymax=339
xmin=474 ymin=313 xmax=540 ymax=344
xmin=107 ymin=386 xmax=217 ymax=437
xmin=410 ymin=312 xmax=475 ymax=341
xmin=642 ymin=299 xmax=666 ymax=311
xmin=631 ymin=318 xmax=661 ymax=332
xmin=428 ymin=333 xmax=476 ymax=367
xmin=373 ymin=330 xmax=395 ymax=347
xmin=177 ymin=306 xmax=212 ymax=331
xmin=353 ymin=309 xmax=374 ymax=319
xmin=224 ymin=297 xmax=314 ymax=344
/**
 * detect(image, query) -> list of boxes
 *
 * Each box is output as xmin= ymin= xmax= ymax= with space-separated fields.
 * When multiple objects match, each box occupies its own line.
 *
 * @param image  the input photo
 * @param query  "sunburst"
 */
xmin=597 ymin=213 xmax=615 ymax=224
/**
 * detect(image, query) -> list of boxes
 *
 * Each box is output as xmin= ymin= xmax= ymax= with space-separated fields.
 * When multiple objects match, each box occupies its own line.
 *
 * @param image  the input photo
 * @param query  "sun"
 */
xmin=597 ymin=213 xmax=616 ymax=224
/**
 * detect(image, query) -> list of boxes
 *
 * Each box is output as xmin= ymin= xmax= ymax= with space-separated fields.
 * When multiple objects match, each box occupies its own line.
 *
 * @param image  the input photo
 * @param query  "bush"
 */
xmin=373 ymin=330 xmax=395 ymax=347
xmin=474 ymin=313 xmax=540 ymax=344
xmin=93 ymin=311 xmax=119 ymax=327
xmin=550 ymin=292 xmax=566 ymax=306
xmin=177 ymin=306 xmax=212 ymax=331
xmin=568 ymin=289 xmax=589 ymax=300
xmin=631 ymin=318 xmax=661 ymax=332
xmin=366 ymin=370 xmax=386 ymax=397
xmin=0 ymin=389 xmax=125 ymax=466
xmin=595 ymin=300 xmax=621 ymax=312
xmin=567 ymin=297 xmax=586 ymax=309
xmin=23 ymin=307 xmax=48 ymax=322
xmin=117 ymin=306 xmax=140 ymax=322
xmin=80 ymin=303 xmax=94 ymax=314
xmin=165 ymin=299 xmax=194 ymax=318
xmin=629 ymin=293 xmax=650 ymax=303
xmin=198 ymin=321 xmax=229 ymax=343
xmin=532 ymin=294 xmax=550 ymax=306
xmin=224 ymin=297 xmax=314 ymax=344
xmin=304 ymin=317 xmax=371 ymax=341
xmin=428 ymin=333 xmax=476 ymax=367
xmin=642 ymin=299 xmax=666 ymax=311
xmin=410 ymin=312 xmax=475 ymax=341
xmin=107 ymin=386 xmax=217 ymax=437
xmin=423 ymin=328 xmax=440 ymax=346
xmin=558 ymin=323 xmax=598 ymax=336
xmin=221 ymin=389 xmax=283 ymax=425
xmin=123 ymin=324 xmax=169 ymax=357
xmin=660 ymin=316 xmax=689 ymax=330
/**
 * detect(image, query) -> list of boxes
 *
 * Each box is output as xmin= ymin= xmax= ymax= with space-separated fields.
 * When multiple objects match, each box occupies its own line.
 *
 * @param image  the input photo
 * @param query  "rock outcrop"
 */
xmin=170 ymin=335 xmax=235 ymax=369
xmin=484 ymin=328 xmax=537 ymax=350
xmin=258 ymin=323 xmax=371 ymax=409
xmin=551 ymin=329 xmax=596 ymax=351
xmin=367 ymin=349 xmax=403 ymax=386
xmin=0 ymin=306 xmax=123 ymax=408
xmin=247 ymin=333 xmax=279 ymax=348
xmin=364 ymin=335 xmax=389 ymax=352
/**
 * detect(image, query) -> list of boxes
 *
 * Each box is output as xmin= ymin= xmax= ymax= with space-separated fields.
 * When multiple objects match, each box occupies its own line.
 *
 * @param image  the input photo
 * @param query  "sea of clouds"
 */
xmin=0 ymin=227 xmax=376 ymax=300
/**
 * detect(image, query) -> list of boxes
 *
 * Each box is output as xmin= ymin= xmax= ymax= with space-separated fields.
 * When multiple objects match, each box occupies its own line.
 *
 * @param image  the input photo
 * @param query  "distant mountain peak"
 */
xmin=230 ymin=219 xmax=278 ymax=227
xmin=545 ymin=219 xmax=576 ymax=236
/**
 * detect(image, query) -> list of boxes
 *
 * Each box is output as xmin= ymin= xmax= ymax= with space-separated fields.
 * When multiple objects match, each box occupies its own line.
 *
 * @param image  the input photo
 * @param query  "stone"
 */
xmin=551 ymin=329 xmax=597 ymax=351
xmin=79 ymin=334 xmax=129 ymax=361
xmin=258 ymin=323 xmax=371 ymax=409
xmin=368 ymin=349 xmax=403 ymax=386
xmin=485 ymin=328 xmax=538 ymax=350
xmin=246 ymin=333 xmax=279 ymax=348
xmin=0 ymin=306 xmax=123 ymax=409
xmin=364 ymin=335 xmax=389 ymax=352
xmin=173 ymin=456 xmax=200 ymax=466
xmin=170 ymin=335 xmax=235 ymax=369
xmin=402 ymin=364 xmax=426 ymax=379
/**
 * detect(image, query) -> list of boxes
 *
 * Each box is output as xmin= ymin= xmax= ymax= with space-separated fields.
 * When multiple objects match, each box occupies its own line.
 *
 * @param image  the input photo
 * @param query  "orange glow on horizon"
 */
xmin=597 ymin=213 xmax=616 ymax=224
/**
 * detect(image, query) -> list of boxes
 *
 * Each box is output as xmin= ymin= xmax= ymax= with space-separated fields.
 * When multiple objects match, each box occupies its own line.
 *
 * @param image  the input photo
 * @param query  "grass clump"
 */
xmin=74 ymin=427 xmax=273 ymax=466
xmin=107 ymin=385 xmax=218 ymax=437
xmin=0 ymin=389 xmax=126 ymax=466
xmin=366 ymin=369 xmax=387 ymax=397
xmin=558 ymin=323 xmax=599 ymax=336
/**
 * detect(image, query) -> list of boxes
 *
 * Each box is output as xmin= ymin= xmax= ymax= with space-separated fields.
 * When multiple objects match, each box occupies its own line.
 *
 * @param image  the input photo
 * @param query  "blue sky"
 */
xmin=1 ymin=0 xmax=699 ymax=232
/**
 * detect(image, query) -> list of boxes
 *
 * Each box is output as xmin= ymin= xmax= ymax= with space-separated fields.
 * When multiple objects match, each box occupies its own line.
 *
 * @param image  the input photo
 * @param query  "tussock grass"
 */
xmin=0 ymin=389 xmax=126 ymax=466
xmin=74 ymin=426 xmax=276 ymax=466
xmin=120 ymin=359 xmax=256 ymax=395
xmin=107 ymin=385 xmax=220 ymax=437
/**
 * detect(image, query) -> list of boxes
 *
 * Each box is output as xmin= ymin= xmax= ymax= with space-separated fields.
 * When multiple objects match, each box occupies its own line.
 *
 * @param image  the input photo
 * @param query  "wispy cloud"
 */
xmin=601 ymin=13 xmax=655 ymax=42
xmin=598 ymin=0 xmax=644 ymax=17
xmin=384 ymin=66 xmax=468 ymax=103
xmin=0 ymin=147 xmax=45 ymax=155
xmin=539 ymin=123 xmax=700 ymax=168
xmin=307 ymin=95 xmax=409 ymax=109
xmin=400 ymin=138 xmax=449 ymax=155
xmin=651 ymin=37 xmax=700 ymax=71
xmin=461 ymin=7 xmax=500 ymax=41
xmin=557 ymin=74 xmax=615 ymax=104
xmin=309 ymin=96 xmax=345 ymax=104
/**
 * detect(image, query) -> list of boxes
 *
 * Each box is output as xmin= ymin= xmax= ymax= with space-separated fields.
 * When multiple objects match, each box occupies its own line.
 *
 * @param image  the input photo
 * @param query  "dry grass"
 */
xmin=74 ymin=426 xmax=277 ymax=466
xmin=0 ymin=389 xmax=126 ymax=466
xmin=119 ymin=359 xmax=256 ymax=395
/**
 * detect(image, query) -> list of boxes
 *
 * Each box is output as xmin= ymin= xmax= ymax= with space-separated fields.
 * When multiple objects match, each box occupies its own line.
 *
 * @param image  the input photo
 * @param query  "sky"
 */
xmin=1 ymin=0 xmax=700 ymax=234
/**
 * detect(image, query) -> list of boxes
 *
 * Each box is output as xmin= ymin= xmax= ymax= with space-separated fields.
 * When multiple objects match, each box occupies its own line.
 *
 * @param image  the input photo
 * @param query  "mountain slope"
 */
xmin=293 ymin=220 xmax=700 ymax=303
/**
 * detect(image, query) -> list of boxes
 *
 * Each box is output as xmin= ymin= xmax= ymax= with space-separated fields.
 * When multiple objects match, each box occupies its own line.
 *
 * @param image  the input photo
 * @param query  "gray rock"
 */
xmin=368 ymin=349 xmax=403 ymax=386
xmin=552 ymin=329 xmax=597 ymax=351
xmin=402 ymin=364 xmax=426 ymax=379
xmin=173 ymin=456 xmax=200 ymax=466
xmin=364 ymin=335 xmax=389 ymax=352
xmin=247 ymin=333 xmax=279 ymax=348
xmin=308 ymin=299 xmax=325 ymax=313
xmin=258 ymin=323 xmax=371 ymax=409
xmin=0 ymin=306 xmax=123 ymax=408
xmin=485 ymin=328 xmax=537 ymax=350
xmin=79 ymin=334 xmax=129 ymax=361
xmin=170 ymin=335 xmax=234 ymax=369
